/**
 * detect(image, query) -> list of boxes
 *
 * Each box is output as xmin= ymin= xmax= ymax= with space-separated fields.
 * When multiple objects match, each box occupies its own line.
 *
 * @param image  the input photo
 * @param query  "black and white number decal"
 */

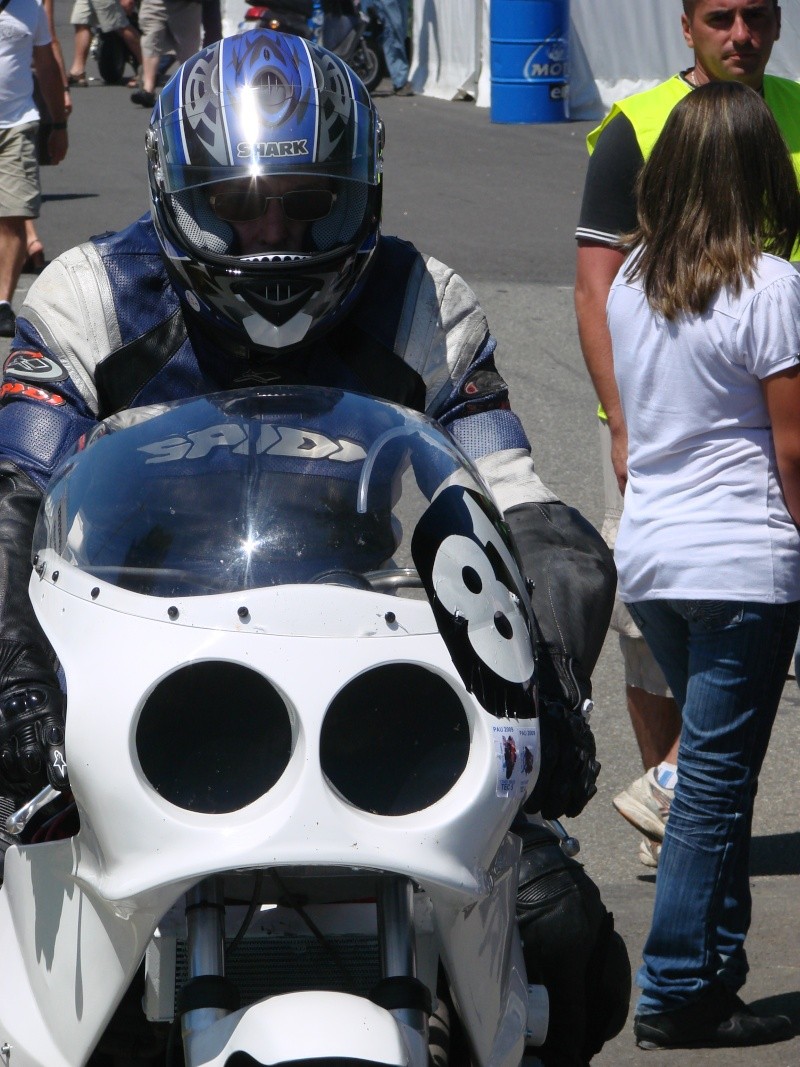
xmin=432 ymin=497 xmax=533 ymax=684
xmin=412 ymin=486 xmax=537 ymax=719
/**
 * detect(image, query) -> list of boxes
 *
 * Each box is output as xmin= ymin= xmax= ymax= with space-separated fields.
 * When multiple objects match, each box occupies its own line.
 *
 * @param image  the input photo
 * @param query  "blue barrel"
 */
xmin=490 ymin=0 xmax=570 ymax=124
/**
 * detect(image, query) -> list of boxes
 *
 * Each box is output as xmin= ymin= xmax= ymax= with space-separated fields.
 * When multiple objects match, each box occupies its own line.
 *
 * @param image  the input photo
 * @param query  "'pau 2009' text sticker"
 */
xmin=494 ymin=722 xmax=539 ymax=799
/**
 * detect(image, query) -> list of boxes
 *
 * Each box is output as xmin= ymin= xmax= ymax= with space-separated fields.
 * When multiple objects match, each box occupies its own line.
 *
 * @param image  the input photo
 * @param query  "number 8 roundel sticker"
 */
xmin=411 ymin=485 xmax=537 ymax=719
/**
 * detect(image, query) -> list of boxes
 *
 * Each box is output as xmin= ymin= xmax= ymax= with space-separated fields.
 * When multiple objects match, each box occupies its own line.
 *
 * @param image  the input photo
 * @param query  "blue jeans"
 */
xmin=373 ymin=0 xmax=410 ymax=89
xmin=628 ymin=598 xmax=800 ymax=1015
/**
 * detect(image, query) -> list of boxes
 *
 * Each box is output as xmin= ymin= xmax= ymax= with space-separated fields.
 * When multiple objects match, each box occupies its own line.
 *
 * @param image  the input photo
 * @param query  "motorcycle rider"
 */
xmin=0 ymin=30 xmax=627 ymax=1063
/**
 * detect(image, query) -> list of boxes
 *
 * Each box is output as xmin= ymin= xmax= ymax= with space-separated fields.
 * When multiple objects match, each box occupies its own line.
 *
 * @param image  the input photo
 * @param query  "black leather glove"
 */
xmin=503 ymin=501 xmax=613 ymax=820
xmin=0 ymin=684 xmax=67 ymax=798
xmin=505 ymin=501 xmax=616 ymax=710
xmin=524 ymin=696 xmax=600 ymax=819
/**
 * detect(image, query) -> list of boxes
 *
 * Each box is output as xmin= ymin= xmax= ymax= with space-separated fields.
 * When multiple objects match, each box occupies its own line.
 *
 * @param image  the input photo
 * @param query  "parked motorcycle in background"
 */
xmin=90 ymin=2 xmax=174 ymax=87
xmin=90 ymin=3 xmax=141 ymax=84
xmin=239 ymin=0 xmax=385 ymax=91
xmin=0 ymin=386 xmax=562 ymax=1067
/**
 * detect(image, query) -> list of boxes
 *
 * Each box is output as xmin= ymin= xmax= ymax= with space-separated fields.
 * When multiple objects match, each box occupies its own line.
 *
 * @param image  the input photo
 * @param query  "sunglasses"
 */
xmin=208 ymin=187 xmax=338 ymax=224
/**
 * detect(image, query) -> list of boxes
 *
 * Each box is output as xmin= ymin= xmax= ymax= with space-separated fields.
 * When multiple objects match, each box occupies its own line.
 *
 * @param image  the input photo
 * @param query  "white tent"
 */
xmin=218 ymin=0 xmax=800 ymax=120
xmin=411 ymin=0 xmax=800 ymax=120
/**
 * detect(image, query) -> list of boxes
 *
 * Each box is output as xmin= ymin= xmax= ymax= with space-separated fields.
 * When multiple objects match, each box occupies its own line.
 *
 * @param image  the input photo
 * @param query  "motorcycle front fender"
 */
xmin=184 ymin=990 xmax=414 ymax=1067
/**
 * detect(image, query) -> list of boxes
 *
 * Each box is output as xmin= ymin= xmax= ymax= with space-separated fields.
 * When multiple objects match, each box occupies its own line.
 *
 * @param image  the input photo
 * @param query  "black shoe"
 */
xmin=634 ymin=984 xmax=794 ymax=1050
xmin=393 ymin=81 xmax=414 ymax=97
xmin=130 ymin=89 xmax=157 ymax=108
xmin=0 ymin=303 xmax=16 ymax=338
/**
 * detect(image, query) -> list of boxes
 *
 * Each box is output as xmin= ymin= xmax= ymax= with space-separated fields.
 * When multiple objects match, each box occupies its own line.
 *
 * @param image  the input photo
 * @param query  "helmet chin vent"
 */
xmin=240 ymin=252 xmax=308 ymax=265
xmin=232 ymin=277 xmax=322 ymax=326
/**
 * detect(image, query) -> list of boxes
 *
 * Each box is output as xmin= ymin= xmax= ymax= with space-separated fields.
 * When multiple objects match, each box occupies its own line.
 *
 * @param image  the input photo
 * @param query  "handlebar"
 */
xmin=5 ymin=784 xmax=61 ymax=836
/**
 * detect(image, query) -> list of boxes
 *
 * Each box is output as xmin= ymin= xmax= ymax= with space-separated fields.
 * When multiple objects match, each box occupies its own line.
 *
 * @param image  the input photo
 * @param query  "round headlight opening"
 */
xmin=136 ymin=661 xmax=292 ymax=813
xmin=320 ymin=664 xmax=470 ymax=816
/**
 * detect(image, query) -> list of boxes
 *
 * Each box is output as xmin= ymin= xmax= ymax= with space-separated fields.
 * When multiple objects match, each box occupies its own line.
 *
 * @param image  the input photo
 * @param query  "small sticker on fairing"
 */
xmin=494 ymin=722 xmax=539 ymax=799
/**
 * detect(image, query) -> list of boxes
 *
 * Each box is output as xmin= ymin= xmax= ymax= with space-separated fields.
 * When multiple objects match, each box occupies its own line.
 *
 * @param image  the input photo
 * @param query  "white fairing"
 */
xmin=28 ymin=575 xmax=538 ymax=898
xmin=0 ymin=841 xmax=182 ymax=1067
xmin=0 ymin=389 xmax=543 ymax=1067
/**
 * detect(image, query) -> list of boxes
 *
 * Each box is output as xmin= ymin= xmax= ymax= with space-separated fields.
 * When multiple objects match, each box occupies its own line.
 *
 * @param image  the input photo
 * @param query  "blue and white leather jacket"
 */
xmin=2 ymin=216 xmax=556 ymax=513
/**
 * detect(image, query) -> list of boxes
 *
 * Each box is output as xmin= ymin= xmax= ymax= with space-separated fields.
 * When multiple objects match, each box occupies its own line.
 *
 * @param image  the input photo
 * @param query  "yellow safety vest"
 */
xmin=587 ymin=73 xmax=800 ymax=179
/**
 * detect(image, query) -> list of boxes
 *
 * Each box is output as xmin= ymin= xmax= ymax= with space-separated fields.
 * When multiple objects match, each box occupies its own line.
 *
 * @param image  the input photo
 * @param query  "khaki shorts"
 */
xmin=0 ymin=124 xmax=40 ymax=218
xmin=599 ymin=418 xmax=671 ymax=697
xmin=70 ymin=0 xmax=130 ymax=33
xmin=138 ymin=0 xmax=202 ymax=62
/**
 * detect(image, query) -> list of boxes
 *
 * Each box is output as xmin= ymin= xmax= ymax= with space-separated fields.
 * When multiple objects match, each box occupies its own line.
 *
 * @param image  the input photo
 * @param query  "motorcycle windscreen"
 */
xmin=32 ymin=387 xmax=491 ymax=597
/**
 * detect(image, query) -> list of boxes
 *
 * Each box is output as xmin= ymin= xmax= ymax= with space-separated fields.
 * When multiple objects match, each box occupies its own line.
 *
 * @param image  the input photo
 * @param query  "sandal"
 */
xmin=22 ymin=240 xmax=45 ymax=274
xmin=67 ymin=71 xmax=88 ymax=88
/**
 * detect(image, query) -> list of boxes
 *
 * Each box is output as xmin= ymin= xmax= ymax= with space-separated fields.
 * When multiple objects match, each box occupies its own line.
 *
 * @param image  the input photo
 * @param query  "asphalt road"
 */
xmin=5 ymin=22 xmax=800 ymax=1064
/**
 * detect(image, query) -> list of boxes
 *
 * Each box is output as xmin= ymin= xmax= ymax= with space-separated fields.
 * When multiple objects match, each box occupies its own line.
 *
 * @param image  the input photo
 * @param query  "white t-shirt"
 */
xmin=608 ymin=251 xmax=800 ymax=604
xmin=0 ymin=0 xmax=51 ymax=129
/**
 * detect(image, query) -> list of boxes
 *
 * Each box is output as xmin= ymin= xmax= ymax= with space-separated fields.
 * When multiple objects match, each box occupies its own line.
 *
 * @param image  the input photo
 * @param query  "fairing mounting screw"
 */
xmin=238 ymin=606 xmax=250 ymax=620
xmin=168 ymin=606 xmax=179 ymax=620
xmin=91 ymin=587 xmax=100 ymax=599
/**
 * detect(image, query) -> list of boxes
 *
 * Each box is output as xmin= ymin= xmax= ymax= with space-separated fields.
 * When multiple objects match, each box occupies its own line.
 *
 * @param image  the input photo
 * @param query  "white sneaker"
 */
xmin=638 ymin=838 xmax=661 ymax=868
xmin=613 ymin=767 xmax=673 ymax=842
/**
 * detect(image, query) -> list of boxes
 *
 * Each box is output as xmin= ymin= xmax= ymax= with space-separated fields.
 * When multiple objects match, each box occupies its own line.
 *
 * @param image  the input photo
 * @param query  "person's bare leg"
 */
xmin=140 ymin=52 xmax=159 ymax=93
xmin=24 ymin=218 xmax=40 ymax=254
xmin=119 ymin=24 xmax=142 ymax=66
xmin=626 ymin=686 xmax=681 ymax=771
xmin=0 ymin=217 xmax=26 ymax=303
xmin=70 ymin=25 xmax=92 ymax=76
xmin=23 ymin=219 xmax=44 ymax=271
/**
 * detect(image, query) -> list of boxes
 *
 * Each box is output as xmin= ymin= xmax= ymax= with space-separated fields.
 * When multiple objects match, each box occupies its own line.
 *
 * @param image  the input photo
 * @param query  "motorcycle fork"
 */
xmin=182 ymin=877 xmax=228 ymax=1048
xmin=378 ymin=876 xmax=429 ymax=1063
xmin=179 ymin=874 xmax=430 ymax=1067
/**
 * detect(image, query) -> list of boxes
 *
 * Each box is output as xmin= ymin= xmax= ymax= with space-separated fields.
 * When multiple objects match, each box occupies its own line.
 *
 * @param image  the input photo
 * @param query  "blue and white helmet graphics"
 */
xmin=147 ymin=30 xmax=383 ymax=356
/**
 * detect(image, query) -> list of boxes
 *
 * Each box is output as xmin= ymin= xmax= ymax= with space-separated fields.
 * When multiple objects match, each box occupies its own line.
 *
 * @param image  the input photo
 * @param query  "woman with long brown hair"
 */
xmin=608 ymin=80 xmax=800 ymax=1051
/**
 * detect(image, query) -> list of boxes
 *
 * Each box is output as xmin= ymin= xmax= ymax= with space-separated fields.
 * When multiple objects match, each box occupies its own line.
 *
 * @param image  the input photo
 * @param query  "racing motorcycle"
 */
xmin=238 ymin=0 xmax=385 ymax=91
xmin=0 ymin=386 xmax=557 ymax=1067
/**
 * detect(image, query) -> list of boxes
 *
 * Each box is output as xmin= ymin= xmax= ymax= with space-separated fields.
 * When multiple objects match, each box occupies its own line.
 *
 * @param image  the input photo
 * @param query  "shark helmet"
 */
xmin=146 ymin=29 xmax=383 ymax=356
